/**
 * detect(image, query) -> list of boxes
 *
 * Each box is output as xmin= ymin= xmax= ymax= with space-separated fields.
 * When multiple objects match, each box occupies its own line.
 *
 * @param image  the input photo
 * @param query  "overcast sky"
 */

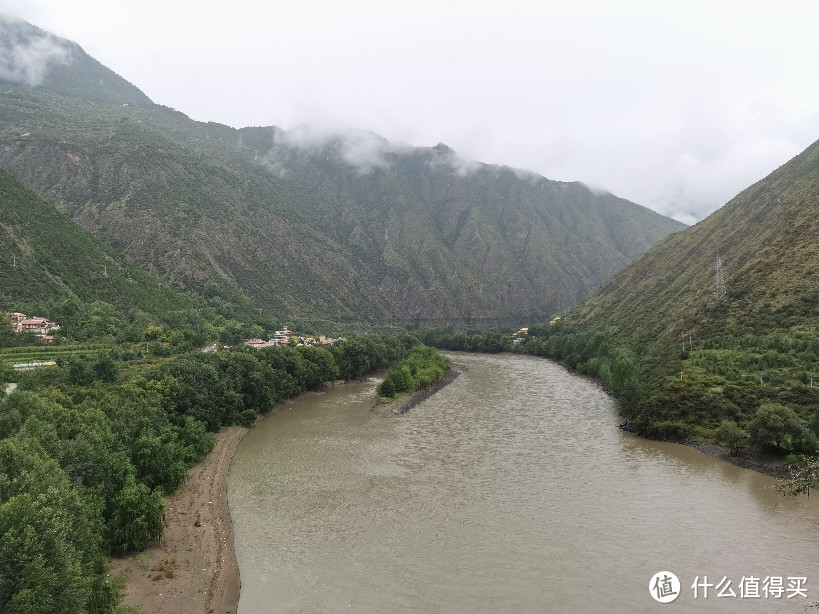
xmin=3 ymin=0 xmax=819 ymax=224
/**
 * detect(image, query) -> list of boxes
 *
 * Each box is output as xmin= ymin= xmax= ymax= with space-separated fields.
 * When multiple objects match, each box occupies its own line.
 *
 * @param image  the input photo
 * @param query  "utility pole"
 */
xmin=713 ymin=255 xmax=726 ymax=303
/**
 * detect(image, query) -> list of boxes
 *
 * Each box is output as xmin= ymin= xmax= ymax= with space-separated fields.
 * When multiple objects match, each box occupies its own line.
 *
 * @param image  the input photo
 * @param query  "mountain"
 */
xmin=0 ymin=166 xmax=190 ymax=315
xmin=0 ymin=17 xmax=686 ymax=328
xmin=0 ymin=14 xmax=150 ymax=105
xmin=570 ymin=138 xmax=819 ymax=363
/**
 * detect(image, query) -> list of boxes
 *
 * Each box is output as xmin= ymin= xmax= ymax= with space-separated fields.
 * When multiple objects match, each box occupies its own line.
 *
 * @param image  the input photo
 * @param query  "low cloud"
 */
xmin=427 ymin=144 xmax=482 ymax=177
xmin=0 ymin=13 xmax=72 ymax=87
xmin=263 ymin=124 xmax=412 ymax=175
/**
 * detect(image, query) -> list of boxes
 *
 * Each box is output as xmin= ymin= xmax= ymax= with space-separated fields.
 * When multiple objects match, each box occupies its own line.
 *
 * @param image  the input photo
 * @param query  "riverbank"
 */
xmin=108 ymin=389 xmax=327 ymax=613
xmin=566 ymin=366 xmax=792 ymax=480
xmin=372 ymin=362 xmax=467 ymax=416
xmin=108 ymin=425 xmax=246 ymax=614
xmin=687 ymin=442 xmax=792 ymax=479
xmin=111 ymin=366 xmax=463 ymax=611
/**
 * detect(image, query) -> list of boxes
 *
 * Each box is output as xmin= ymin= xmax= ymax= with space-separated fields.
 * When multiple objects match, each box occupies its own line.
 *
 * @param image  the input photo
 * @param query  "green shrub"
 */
xmin=714 ymin=420 xmax=748 ymax=455
xmin=377 ymin=377 xmax=396 ymax=398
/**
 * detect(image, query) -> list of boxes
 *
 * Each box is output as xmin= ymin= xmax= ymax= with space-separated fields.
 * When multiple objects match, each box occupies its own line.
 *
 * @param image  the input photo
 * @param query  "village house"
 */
xmin=273 ymin=329 xmax=292 ymax=345
xmin=16 ymin=316 xmax=60 ymax=336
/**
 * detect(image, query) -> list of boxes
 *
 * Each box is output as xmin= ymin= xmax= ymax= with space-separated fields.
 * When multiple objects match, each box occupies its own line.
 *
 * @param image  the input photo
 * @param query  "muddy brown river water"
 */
xmin=229 ymin=353 xmax=819 ymax=613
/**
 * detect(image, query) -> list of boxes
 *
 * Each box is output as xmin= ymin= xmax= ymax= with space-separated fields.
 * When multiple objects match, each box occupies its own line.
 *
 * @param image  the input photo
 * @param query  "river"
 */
xmin=228 ymin=352 xmax=819 ymax=613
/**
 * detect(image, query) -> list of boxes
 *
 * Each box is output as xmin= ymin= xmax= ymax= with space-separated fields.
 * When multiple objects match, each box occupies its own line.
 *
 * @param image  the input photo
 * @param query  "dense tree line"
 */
xmin=376 ymin=345 xmax=451 ymax=399
xmin=0 ymin=332 xmax=423 ymax=613
xmin=419 ymin=323 xmax=819 ymax=456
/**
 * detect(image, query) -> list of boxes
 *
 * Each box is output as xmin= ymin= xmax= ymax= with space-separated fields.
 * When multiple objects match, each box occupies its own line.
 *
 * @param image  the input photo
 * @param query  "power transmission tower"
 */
xmin=713 ymin=255 xmax=726 ymax=304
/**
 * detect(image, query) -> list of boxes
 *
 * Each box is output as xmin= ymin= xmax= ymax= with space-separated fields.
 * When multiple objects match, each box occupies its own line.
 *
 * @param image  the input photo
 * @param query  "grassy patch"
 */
xmin=134 ymin=552 xmax=153 ymax=567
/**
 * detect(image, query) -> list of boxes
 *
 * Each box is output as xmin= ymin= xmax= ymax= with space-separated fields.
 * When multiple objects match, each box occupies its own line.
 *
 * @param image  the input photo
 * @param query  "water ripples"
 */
xmin=230 ymin=353 xmax=819 ymax=613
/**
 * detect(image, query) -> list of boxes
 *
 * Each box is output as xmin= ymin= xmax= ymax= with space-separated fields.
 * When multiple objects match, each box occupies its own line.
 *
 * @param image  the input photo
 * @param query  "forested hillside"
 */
xmin=0 ymin=167 xmax=286 ymax=348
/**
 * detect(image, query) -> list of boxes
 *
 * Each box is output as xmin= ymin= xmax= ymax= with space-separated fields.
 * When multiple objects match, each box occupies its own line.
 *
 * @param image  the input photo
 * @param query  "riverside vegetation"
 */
xmin=0 ymin=318 xmax=443 ymax=613
xmin=375 ymin=344 xmax=452 ymax=402
xmin=420 ymin=321 xmax=819 ymax=460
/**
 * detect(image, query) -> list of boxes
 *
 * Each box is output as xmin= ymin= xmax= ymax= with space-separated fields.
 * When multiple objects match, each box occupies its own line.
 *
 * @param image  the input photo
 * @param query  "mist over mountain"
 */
xmin=0 ymin=18 xmax=685 ymax=328
xmin=0 ymin=14 xmax=150 ymax=105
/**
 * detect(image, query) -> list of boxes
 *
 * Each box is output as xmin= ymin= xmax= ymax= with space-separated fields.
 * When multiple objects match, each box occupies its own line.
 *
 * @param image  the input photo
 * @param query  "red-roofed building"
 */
xmin=16 ymin=317 xmax=59 ymax=335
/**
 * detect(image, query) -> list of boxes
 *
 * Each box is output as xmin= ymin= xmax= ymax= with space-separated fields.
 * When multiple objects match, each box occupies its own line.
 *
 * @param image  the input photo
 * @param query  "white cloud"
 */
xmin=427 ymin=145 xmax=482 ymax=177
xmin=0 ymin=13 xmax=72 ymax=86
xmin=270 ymin=125 xmax=411 ymax=174
xmin=2 ymin=1 xmax=819 ymax=222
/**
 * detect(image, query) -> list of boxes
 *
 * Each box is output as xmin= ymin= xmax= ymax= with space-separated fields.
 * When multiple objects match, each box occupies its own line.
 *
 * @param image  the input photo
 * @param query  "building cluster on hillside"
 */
xmin=511 ymin=318 xmax=560 ymax=344
xmin=243 ymin=328 xmax=345 ymax=349
xmin=511 ymin=327 xmax=529 ymax=345
xmin=201 ymin=328 xmax=346 ymax=353
xmin=7 ymin=312 xmax=60 ymax=342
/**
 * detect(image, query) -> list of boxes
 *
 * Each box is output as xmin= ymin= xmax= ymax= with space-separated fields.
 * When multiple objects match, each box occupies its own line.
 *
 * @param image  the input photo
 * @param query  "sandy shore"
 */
xmin=109 ymin=425 xmax=247 ymax=614
xmin=108 ymin=387 xmax=344 ymax=613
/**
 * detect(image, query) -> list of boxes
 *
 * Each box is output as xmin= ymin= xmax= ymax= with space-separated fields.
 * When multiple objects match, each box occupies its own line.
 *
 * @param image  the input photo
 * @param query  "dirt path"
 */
xmin=109 ymin=425 xmax=247 ymax=614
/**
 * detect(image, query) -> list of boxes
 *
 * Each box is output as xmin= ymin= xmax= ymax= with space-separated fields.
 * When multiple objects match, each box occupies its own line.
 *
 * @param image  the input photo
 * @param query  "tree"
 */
xmin=0 ymin=438 xmax=115 ymax=613
xmin=92 ymin=352 xmax=119 ymax=384
xmin=714 ymin=420 xmax=748 ymax=456
xmin=68 ymin=359 xmax=95 ymax=386
xmin=778 ymin=456 xmax=819 ymax=498
xmin=0 ymin=312 xmax=16 ymax=348
xmin=147 ymin=356 xmax=241 ymax=430
xmin=104 ymin=477 xmax=164 ymax=554
xmin=747 ymin=403 xmax=803 ymax=451
xmin=377 ymin=377 xmax=396 ymax=398
xmin=331 ymin=338 xmax=371 ymax=380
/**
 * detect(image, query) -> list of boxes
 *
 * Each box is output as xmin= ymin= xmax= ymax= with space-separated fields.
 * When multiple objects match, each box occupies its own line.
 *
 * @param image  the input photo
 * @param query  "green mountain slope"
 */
xmin=0 ymin=19 xmax=686 ymax=328
xmin=571 ymin=138 xmax=819 ymax=361
xmin=0 ymin=166 xmax=190 ymax=315
xmin=559 ymin=139 xmax=819 ymax=441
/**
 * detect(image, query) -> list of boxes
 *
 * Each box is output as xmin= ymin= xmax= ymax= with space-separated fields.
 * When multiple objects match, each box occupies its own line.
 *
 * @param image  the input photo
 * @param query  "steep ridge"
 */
xmin=570 ymin=138 xmax=819 ymax=363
